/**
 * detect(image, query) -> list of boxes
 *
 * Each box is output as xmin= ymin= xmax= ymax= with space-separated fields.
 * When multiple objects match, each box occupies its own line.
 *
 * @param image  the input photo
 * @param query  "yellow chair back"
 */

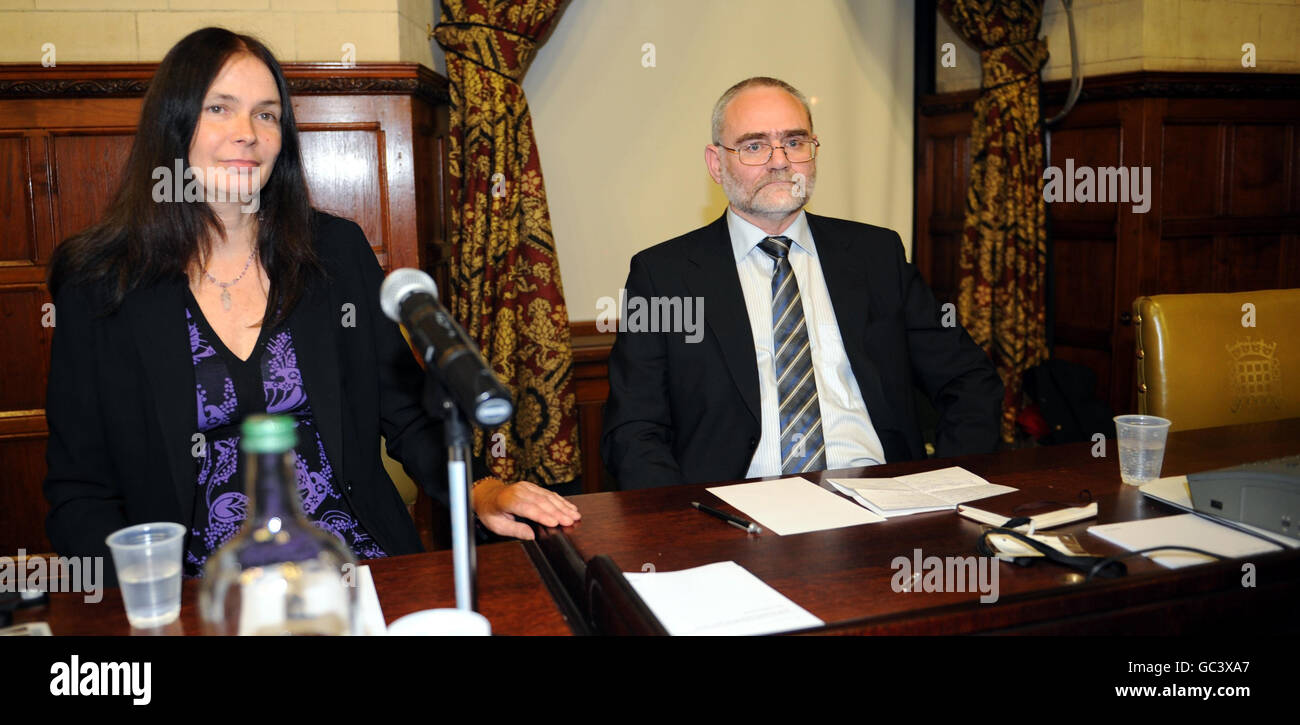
xmin=1134 ymin=289 xmax=1300 ymax=431
xmin=380 ymin=437 xmax=419 ymax=508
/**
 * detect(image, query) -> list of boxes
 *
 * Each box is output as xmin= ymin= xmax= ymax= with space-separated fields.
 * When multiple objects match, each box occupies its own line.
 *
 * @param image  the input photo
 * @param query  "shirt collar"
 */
xmin=725 ymin=207 xmax=816 ymax=264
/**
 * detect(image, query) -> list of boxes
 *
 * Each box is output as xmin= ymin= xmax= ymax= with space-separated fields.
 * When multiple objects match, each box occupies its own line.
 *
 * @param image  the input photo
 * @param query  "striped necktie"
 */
xmin=757 ymin=236 xmax=826 ymax=475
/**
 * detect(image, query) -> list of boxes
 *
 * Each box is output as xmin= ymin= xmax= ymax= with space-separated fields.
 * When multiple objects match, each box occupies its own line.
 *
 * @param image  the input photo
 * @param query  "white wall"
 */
xmin=439 ymin=0 xmax=916 ymax=318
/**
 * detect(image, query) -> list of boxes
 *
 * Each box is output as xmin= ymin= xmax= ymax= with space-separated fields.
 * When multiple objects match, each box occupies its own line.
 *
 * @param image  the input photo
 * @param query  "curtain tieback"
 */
xmin=980 ymin=37 xmax=1049 ymax=91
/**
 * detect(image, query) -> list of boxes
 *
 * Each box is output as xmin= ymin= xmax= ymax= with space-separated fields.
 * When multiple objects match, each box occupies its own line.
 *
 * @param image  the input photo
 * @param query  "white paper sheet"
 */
xmin=357 ymin=565 xmax=388 ymax=636
xmin=624 ymin=561 xmax=824 ymax=636
xmin=705 ymin=477 xmax=884 ymax=535
xmin=1087 ymin=513 xmax=1283 ymax=568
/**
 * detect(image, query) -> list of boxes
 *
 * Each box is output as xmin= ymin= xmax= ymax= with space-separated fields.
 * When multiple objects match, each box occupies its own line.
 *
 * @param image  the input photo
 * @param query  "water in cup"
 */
xmin=1117 ymin=437 xmax=1167 ymax=484
xmin=105 ymin=521 xmax=185 ymax=628
xmin=1114 ymin=414 xmax=1172 ymax=485
xmin=117 ymin=560 xmax=181 ymax=628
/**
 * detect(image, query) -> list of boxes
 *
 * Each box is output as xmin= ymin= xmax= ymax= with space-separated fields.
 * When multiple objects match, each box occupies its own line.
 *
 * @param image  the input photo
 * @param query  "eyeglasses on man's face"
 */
xmin=717 ymin=137 xmax=819 ymax=165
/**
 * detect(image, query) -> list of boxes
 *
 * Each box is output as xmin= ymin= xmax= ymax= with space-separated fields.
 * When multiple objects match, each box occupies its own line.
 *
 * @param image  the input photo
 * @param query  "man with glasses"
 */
xmin=602 ymin=77 xmax=1002 ymax=490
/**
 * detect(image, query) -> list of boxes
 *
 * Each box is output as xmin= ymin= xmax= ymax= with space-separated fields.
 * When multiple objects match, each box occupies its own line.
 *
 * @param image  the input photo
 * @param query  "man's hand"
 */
xmin=470 ymin=478 xmax=581 ymax=540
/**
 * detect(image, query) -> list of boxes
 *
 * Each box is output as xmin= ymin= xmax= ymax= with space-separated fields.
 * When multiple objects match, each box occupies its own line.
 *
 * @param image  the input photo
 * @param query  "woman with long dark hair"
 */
xmin=45 ymin=27 xmax=578 ymax=585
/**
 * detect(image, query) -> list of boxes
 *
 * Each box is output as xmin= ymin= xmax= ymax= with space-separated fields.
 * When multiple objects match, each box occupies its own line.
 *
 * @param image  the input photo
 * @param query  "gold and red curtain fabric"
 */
xmin=937 ymin=0 xmax=1050 ymax=443
xmin=433 ymin=0 xmax=578 ymax=484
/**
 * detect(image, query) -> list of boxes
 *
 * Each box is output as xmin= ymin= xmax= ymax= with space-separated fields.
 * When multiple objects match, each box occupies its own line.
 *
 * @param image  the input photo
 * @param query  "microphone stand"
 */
xmin=422 ymin=373 xmax=477 ymax=612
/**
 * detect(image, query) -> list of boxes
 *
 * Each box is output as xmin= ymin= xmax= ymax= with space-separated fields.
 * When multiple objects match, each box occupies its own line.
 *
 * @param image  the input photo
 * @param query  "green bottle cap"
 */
xmin=240 ymin=414 xmax=297 ymax=453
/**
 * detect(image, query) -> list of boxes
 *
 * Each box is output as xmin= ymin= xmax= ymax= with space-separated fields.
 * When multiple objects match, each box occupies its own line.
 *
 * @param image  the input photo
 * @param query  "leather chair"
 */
xmin=381 ymin=438 xmax=444 ymax=551
xmin=1133 ymin=289 xmax=1300 ymax=431
xmin=380 ymin=437 xmax=419 ymax=511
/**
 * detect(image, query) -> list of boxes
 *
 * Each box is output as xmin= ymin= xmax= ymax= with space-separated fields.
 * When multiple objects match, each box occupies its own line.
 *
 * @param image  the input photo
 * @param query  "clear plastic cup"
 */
xmin=1114 ymin=415 xmax=1173 ymax=485
xmin=105 ymin=522 xmax=185 ymax=628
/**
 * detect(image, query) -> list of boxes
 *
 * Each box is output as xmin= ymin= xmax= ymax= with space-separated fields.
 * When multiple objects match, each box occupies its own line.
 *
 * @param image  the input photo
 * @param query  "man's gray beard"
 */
xmin=719 ymin=165 xmax=815 ymax=219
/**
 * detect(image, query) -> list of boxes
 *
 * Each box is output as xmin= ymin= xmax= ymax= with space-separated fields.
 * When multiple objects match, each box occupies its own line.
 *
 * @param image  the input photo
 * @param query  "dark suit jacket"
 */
xmin=43 ymin=212 xmax=449 ymax=585
xmin=601 ymin=212 xmax=1004 ymax=490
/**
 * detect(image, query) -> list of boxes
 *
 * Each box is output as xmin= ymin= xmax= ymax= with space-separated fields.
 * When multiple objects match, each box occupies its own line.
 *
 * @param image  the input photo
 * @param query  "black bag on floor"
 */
xmin=1022 ymin=359 xmax=1116 ymax=445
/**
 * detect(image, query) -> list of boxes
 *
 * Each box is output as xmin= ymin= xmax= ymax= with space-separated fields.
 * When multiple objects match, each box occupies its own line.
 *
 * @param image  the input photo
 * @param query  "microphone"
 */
xmin=379 ymin=268 xmax=513 ymax=427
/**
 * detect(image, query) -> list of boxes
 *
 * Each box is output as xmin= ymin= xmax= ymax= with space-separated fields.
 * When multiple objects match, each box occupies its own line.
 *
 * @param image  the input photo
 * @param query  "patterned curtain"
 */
xmin=433 ymin=0 xmax=579 ymax=485
xmin=937 ymin=0 xmax=1050 ymax=444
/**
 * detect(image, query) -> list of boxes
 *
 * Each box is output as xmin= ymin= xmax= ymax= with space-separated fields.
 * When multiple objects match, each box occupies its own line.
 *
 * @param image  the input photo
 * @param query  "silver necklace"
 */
xmin=203 ymin=247 xmax=257 ymax=311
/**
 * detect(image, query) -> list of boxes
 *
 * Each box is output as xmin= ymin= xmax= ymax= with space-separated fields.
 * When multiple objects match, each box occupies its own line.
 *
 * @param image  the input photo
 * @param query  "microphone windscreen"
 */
xmin=379 ymin=267 xmax=439 ymax=323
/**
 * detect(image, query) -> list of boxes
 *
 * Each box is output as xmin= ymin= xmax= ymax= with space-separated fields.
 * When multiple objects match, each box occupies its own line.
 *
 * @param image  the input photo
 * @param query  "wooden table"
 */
xmin=14 ymin=540 xmax=576 ymax=636
xmin=16 ymin=419 xmax=1297 ymax=636
xmin=533 ymin=418 xmax=1300 ymax=635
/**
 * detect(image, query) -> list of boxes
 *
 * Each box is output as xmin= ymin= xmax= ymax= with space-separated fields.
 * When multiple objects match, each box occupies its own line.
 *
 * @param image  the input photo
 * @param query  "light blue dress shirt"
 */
xmin=726 ymin=208 xmax=887 ymax=477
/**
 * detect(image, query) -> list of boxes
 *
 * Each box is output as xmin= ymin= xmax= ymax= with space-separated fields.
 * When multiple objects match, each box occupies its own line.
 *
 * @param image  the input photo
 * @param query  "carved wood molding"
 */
xmin=921 ymin=71 xmax=1300 ymax=115
xmin=288 ymin=76 xmax=450 ymax=104
xmin=0 ymin=62 xmax=450 ymax=103
xmin=0 ymin=77 xmax=150 ymax=98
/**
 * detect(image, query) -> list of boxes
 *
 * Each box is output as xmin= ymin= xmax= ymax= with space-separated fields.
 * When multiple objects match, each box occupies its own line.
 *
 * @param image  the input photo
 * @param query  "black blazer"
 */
xmin=601 ymin=212 xmax=1004 ymax=490
xmin=43 ymin=212 xmax=449 ymax=584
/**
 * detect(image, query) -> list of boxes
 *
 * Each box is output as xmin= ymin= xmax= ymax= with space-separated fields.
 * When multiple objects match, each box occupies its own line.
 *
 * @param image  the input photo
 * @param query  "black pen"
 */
xmin=691 ymin=501 xmax=762 ymax=534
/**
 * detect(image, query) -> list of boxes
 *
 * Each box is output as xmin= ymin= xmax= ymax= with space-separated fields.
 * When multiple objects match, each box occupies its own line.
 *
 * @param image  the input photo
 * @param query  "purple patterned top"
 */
xmin=184 ymin=298 xmax=387 ymax=577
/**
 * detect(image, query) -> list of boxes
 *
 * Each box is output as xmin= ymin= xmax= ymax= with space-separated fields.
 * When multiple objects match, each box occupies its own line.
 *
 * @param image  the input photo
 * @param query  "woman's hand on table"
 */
xmin=470 ymin=478 xmax=581 ymax=540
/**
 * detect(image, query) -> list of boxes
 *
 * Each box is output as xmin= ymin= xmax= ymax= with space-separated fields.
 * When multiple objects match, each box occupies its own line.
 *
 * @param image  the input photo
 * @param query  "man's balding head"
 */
xmin=711 ymin=77 xmax=813 ymax=145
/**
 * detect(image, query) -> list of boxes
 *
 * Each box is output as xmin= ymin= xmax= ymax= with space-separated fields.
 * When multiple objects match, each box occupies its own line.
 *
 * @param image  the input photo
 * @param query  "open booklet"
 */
xmin=827 ymin=466 xmax=1016 ymax=518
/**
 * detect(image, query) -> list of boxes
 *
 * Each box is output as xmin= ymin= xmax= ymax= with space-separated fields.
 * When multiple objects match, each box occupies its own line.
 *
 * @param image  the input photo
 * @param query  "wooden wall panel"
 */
xmin=927 ymin=231 xmax=961 ymax=306
xmin=1044 ymin=107 xmax=1128 ymax=406
xmin=1157 ymin=236 xmax=1216 ymax=293
xmin=1161 ymin=123 xmax=1223 ymax=218
xmin=930 ymin=135 xmax=964 ymax=219
xmin=0 ymin=437 xmax=51 ymax=554
xmin=1221 ymin=235 xmax=1293 ymax=290
xmin=915 ymin=107 xmax=972 ymax=307
xmin=411 ymin=91 xmax=452 ymax=293
xmin=292 ymin=94 xmax=423 ymax=274
xmin=0 ymin=133 xmax=38 ymax=265
xmin=298 ymin=122 xmax=389 ymax=262
xmin=1052 ymin=237 xmax=1117 ymax=340
xmin=0 ymin=286 xmax=52 ymax=412
xmin=1227 ymin=124 xmax=1289 ymax=217
xmin=1047 ymin=122 xmax=1124 ymax=222
xmin=1293 ymin=127 xmax=1300 ymax=211
xmin=569 ymin=321 xmax=614 ymax=493
xmin=49 ymin=132 xmax=132 ymax=244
